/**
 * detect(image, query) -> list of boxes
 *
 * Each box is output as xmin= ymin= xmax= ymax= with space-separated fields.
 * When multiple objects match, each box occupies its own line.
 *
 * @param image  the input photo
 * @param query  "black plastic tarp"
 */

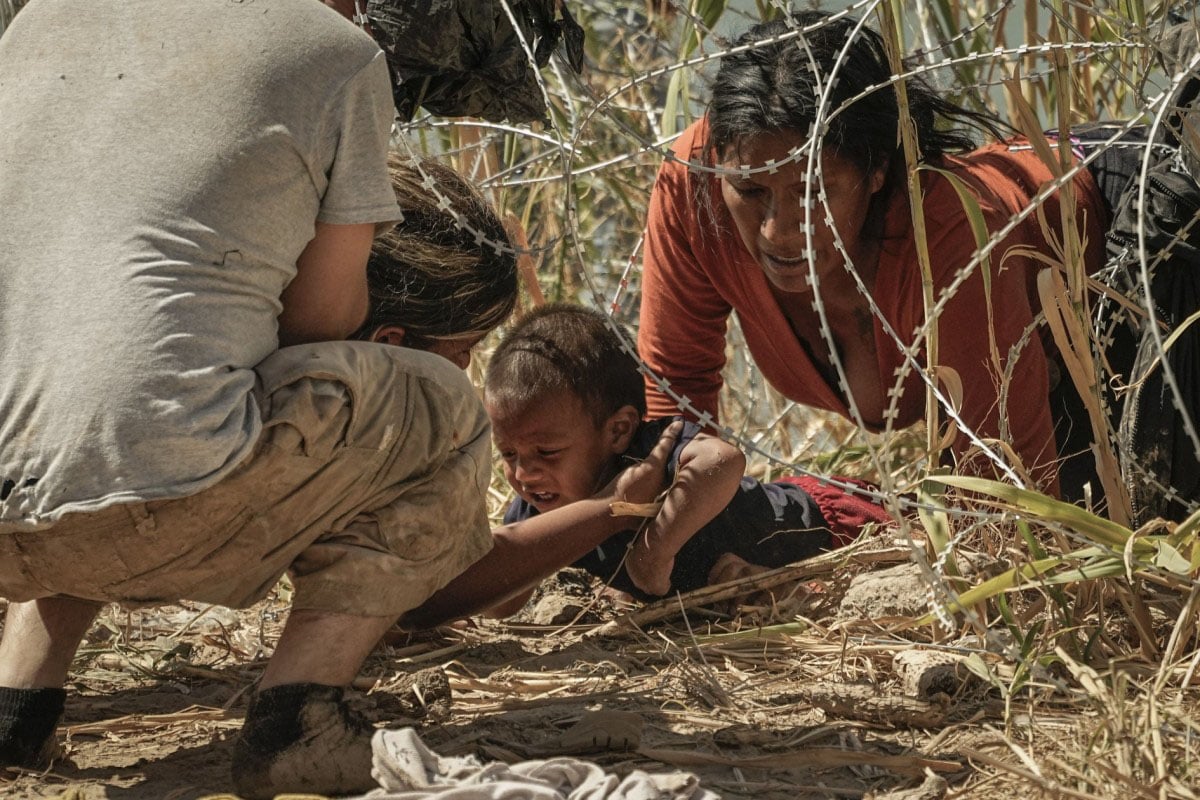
xmin=366 ymin=0 xmax=583 ymax=124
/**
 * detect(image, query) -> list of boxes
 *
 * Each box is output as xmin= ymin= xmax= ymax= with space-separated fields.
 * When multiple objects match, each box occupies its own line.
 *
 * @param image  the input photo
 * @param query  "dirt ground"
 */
xmin=1 ymin=537 xmax=1195 ymax=800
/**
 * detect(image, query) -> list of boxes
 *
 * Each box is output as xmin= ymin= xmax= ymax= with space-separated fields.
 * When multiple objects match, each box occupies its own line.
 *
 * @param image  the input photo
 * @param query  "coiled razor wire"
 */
xmin=392 ymin=0 xmax=1200 ymax=683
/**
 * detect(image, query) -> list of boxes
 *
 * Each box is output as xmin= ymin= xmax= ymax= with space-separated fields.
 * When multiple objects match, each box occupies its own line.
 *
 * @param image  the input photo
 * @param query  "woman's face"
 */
xmin=719 ymin=129 xmax=886 ymax=296
xmin=370 ymin=325 xmax=485 ymax=370
xmin=420 ymin=334 xmax=485 ymax=370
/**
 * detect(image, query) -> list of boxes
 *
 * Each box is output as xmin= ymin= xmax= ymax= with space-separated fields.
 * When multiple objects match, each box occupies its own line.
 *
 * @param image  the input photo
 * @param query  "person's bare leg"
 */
xmin=259 ymin=609 xmax=397 ymax=689
xmin=0 ymin=597 xmax=102 ymax=768
xmin=233 ymin=609 xmax=399 ymax=800
xmin=0 ymin=597 xmax=102 ymax=688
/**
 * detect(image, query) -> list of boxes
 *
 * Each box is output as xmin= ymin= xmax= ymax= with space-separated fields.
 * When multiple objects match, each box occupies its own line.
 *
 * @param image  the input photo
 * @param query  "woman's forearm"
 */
xmin=399 ymin=420 xmax=683 ymax=630
xmin=398 ymin=498 xmax=630 ymax=630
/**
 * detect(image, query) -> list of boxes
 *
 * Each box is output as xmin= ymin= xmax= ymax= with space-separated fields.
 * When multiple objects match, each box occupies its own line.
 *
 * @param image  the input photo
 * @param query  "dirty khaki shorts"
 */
xmin=0 ymin=342 xmax=494 ymax=617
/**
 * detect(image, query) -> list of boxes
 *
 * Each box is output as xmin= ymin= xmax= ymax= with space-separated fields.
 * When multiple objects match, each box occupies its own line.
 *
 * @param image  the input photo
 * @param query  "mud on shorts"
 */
xmin=0 ymin=342 xmax=495 ymax=617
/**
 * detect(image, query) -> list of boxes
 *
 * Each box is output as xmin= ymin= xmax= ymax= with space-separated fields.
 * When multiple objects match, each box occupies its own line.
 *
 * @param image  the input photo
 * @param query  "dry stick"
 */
xmin=453 ymin=689 xmax=623 ymax=714
xmin=451 ymin=122 xmax=546 ymax=309
xmin=1147 ymin=700 xmax=1170 ymax=800
xmin=447 ymin=675 xmax=601 ymax=694
xmin=1007 ymin=67 xmax=1132 ymax=524
xmin=1050 ymin=16 xmax=1133 ymax=527
xmin=1111 ymin=578 xmax=1161 ymax=662
xmin=1155 ymin=580 xmax=1200 ymax=693
xmin=506 ymin=212 xmax=546 ymax=309
xmin=1021 ymin=0 xmax=1039 ymax=114
xmin=636 ymin=745 xmax=962 ymax=778
xmin=1046 ymin=757 xmax=1161 ymax=800
xmin=771 ymin=681 xmax=951 ymax=729
xmin=351 ymin=642 xmax=471 ymax=691
xmin=588 ymin=544 xmax=911 ymax=636
xmin=64 ymin=706 xmax=234 ymax=736
xmin=960 ymin=747 xmax=1127 ymax=800
xmin=878 ymin=6 xmax=940 ymax=480
xmin=449 ymin=122 xmax=500 ymax=197
xmin=169 ymin=663 xmax=245 ymax=686
xmin=1037 ymin=267 xmax=1133 ymax=524
xmin=1074 ymin=1 xmax=1096 ymax=121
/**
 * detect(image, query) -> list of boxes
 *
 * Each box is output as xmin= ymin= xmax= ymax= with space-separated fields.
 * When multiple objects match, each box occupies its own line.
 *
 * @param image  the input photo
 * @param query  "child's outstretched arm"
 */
xmin=624 ymin=432 xmax=746 ymax=596
xmin=399 ymin=421 xmax=684 ymax=630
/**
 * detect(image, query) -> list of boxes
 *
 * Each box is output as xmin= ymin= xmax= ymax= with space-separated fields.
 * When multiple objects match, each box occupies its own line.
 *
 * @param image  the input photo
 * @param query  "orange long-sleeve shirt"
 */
xmin=638 ymin=118 xmax=1106 ymax=493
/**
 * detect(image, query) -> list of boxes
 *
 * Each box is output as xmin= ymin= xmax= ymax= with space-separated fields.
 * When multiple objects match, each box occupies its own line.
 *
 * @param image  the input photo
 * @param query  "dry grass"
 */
xmin=3 ymin=520 xmax=1196 ymax=798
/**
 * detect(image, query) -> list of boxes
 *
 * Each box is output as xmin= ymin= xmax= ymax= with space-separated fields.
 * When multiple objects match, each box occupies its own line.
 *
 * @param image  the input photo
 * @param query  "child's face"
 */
xmin=487 ymin=389 xmax=624 ymax=514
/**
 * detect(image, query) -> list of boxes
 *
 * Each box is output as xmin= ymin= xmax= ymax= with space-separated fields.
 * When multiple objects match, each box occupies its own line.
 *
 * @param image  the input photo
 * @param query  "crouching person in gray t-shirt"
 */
xmin=0 ymin=3 xmax=486 ymax=798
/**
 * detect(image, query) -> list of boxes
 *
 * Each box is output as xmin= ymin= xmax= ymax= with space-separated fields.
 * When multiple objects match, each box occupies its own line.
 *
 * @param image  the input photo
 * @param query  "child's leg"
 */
xmin=781 ymin=476 xmax=893 ymax=548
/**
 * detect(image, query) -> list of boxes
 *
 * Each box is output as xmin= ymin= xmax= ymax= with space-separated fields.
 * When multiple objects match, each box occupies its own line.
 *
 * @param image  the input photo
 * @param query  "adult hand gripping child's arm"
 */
xmin=623 ymin=432 xmax=746 ymax=596
xmin=399 ymin=421 xmax=685 ymax=629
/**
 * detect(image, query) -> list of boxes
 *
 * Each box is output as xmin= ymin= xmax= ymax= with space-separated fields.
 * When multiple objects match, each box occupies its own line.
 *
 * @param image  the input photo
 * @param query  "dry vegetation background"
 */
xmin=2 ymin=1 xmax=1199 ymax=798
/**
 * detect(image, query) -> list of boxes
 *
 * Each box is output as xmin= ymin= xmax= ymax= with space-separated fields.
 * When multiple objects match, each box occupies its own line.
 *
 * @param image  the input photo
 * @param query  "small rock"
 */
xmin=838 ymin=562 xmax=931 ymax=619
xmin=893 ymin=649 xmax=978 ymax=699
xmin=528 ymin=593 xmax=591 ymax=625
xmin=557 ymin=710 xmax=643 ymax=752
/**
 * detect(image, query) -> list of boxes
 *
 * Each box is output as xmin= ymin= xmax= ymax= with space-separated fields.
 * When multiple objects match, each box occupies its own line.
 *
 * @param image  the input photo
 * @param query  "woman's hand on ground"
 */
xmin=707 ymin=552 xmax=769 ymax=585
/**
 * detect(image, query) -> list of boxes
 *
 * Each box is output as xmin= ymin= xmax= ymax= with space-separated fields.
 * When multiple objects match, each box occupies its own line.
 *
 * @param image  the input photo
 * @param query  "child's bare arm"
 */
xmin=401 ymin=421 xmax=684 ymax=629
xmin=625 ymin=432 xmax=746 ymax=596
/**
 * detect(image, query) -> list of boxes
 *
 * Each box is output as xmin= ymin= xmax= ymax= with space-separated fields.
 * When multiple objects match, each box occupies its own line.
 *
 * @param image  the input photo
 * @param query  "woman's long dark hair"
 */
xmin=354 ymin=155 xmax=518 ymax=344
xmin=707 ymin=12 xmax=1010 ymax=192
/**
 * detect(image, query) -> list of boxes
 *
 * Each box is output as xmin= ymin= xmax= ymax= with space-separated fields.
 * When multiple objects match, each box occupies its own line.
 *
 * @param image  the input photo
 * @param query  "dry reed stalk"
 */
xmin=0 ymin=0 xmax=28 ymax=32
xmin=506 ymin=212 xmax=547 ymax=308
xmin=955 ymin=743 xmax=1200 ymax=800
xmin=770 ymin=682 xmax=951 ymax=728
xmin=1156 ymin=584 xmax=1200 ymax=688
xmin=448 ymin=674 xmax=606 ymax=694
xmin=636 ymin=745 xmax=963 ymax=777
xmin=590 ymin=544 xmax=911 ymax=635
xmin=879 ymin=5 xmax=943 ymax=479
xmin=384 ymin=641 xmax=470 ymax=667
xmin=452 ymin=689 xmax=624 ymax=714
xmin=707 ymin=780 xmax=862 ymax=797
xmin=64 ymin=705 xmax=234 ymax=737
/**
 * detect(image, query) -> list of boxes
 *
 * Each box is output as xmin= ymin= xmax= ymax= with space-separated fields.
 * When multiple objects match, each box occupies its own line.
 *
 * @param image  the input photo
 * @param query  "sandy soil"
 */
xmin=1 ymin=549 xmax=1189 ymax=800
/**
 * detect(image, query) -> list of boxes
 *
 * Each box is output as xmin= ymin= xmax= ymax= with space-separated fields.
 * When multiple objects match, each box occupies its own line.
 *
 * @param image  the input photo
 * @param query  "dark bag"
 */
xmin=1103 ymin=157 xmax=1200 ymax=524
xmin=365 ymin=0 xmax=584 ymax=124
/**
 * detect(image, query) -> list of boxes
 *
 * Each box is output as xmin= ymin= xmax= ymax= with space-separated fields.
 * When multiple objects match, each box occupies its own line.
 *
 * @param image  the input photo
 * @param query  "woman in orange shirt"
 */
xmin=637 ymin=10 xmax=1139 ymax=509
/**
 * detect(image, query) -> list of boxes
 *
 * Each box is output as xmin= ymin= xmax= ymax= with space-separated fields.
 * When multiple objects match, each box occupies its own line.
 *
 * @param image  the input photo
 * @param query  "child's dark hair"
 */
xmin=485 ymin=303 xmax=646 ymax=427
xmin=353 ymin=154 xmax=518 ymax=344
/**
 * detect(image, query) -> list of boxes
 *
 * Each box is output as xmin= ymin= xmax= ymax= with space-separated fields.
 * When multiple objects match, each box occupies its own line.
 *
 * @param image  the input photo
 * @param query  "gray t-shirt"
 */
xmin=0 ymin=0 xmax=401 ymax=526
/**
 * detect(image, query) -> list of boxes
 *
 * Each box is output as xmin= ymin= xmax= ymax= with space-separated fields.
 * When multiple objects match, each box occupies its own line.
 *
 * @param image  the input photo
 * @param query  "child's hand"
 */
xmin=608 ymin=419 xmax=682 ymax=505
xmin=625 ymin=535 xmax=674 ymax=596
xmin=707 ymin=552 xmax=769 ymax=585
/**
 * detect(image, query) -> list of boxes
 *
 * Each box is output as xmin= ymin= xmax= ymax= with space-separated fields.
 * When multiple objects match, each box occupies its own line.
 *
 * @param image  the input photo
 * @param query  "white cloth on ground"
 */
xmin=358 ymin=727 xmax=720 ymax=800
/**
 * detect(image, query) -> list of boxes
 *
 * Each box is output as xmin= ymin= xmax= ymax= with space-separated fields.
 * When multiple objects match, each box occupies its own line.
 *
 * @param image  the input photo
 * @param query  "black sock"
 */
xmin=0 ymin=686 xmax=66 ymax=767
xmin=239 ymin=683 xmax=344 ymax=754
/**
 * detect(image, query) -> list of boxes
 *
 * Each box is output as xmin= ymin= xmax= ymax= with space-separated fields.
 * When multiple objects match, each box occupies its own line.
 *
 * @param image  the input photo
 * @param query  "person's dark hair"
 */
xmin=485 ymin=303 xmax=646 ymax=427
xmin=708 ymin=11 xmax=1009 ymax=189
xmin=353 ymin=154 xmax=518 ymax=345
